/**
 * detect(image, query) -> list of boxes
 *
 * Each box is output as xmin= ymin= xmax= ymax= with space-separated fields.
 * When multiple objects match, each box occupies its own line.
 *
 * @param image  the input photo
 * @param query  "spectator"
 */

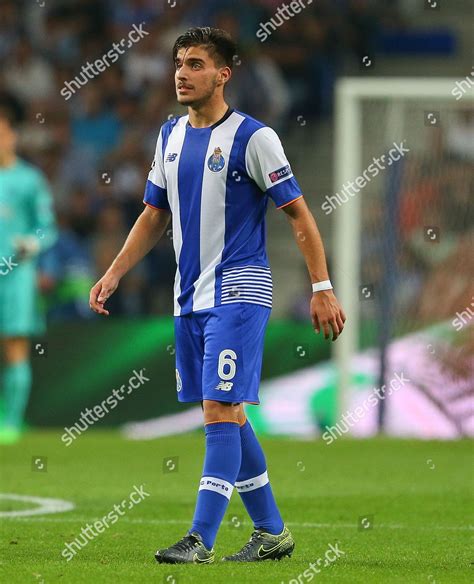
xmin=71 ymin=86 xmax=123 ymax=158
xmin=3 ymin=38 xmax=55 ymax=102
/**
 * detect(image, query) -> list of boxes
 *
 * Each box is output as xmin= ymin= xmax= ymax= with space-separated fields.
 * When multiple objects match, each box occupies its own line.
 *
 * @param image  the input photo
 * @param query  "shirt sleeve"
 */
xmin=143 ymin=127 xmax=170 ymax=211
xmin=245 ymin=126 xmax=303 ymax=209
xmin=30 ymin=171 xmax=57 ymax=253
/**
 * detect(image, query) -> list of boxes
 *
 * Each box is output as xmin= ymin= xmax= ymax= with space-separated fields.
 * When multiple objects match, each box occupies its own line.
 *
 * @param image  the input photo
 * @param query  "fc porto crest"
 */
xmin=207 ymin=147 xmax=226 ymax=172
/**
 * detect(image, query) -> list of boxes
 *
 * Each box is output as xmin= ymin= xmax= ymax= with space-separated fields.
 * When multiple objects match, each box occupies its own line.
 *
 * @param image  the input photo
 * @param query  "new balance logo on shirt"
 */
xmin=144 ymin=108 xmax=302 ymax=316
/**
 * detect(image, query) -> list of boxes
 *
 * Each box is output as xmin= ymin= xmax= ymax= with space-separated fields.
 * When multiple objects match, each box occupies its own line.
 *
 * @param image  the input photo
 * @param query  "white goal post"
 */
xmin=332 ymin=77 xmax=474 ymax=416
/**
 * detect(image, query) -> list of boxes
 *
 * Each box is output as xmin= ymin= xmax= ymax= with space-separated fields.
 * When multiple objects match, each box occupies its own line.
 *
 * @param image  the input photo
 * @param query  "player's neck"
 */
xmin=0 ymin=152 xmax=16 ymax=168
xmin=187 ymin=100 xmax=230 ymax=129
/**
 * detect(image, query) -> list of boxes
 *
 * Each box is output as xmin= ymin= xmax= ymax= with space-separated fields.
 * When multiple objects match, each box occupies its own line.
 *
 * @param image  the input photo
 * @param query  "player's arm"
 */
xmin=282 ymin=197 xmax=346 ymax=341
xmin=90 ymin=127 xmax=171 ymax=316
xmin=89 ymin=206 xmax=170 ymax=315
xmin=245 ymin=126 xmax=346 ymax=341
xmin=89 ymin=206 xmax=171 ymax=315
xmin=16 ymin=171 xmax=57 ymax=260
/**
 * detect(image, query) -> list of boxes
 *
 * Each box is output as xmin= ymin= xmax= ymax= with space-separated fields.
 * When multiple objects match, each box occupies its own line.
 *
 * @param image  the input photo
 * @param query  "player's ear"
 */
xmin=218 ymin=66 xmax=232 ymax=86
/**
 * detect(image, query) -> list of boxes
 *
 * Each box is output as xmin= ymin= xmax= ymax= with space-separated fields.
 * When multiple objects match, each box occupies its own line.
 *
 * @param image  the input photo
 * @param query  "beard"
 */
xmin=176 ymin=77 xmax=219 ymax=108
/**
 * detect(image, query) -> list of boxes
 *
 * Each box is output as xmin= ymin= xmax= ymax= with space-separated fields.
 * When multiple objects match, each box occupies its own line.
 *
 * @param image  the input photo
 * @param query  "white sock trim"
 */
xmin=235 ymin=470 xmax=269 ymax=492
xmin=199 ymin=476 xmax=234 ymax=500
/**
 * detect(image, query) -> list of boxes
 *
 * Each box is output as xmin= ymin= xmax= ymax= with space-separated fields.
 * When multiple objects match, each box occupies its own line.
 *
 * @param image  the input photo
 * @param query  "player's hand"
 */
xmin=14 ymin=236 xmax=40 ymax=261
xmin=89 ymin=272 xmax=120 ymax=316
xmin=310 ymin=290 xmax=346 ymax=342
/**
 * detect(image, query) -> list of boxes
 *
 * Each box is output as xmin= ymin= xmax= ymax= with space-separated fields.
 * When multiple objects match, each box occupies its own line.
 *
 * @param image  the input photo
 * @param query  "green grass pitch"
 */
xmin=1 ymin=431 xmax=472 ymax=583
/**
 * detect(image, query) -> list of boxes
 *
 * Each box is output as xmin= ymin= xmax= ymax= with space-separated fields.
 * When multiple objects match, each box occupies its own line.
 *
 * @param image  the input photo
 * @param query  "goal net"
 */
xmin=332 ymin=78 xmax=473 ymax=436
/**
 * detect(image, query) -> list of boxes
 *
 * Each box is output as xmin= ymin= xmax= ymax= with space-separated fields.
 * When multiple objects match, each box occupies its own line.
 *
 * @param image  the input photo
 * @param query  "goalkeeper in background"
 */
xmin=0 ymin=108 xmax=57 ymax=444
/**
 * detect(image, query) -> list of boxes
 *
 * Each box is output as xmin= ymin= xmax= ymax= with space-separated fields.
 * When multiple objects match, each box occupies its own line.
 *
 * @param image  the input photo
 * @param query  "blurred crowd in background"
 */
xmin=1 ymin=0 xmax=471 ymax=322
xmin=359 ymin=150 xmax=473 ymax=332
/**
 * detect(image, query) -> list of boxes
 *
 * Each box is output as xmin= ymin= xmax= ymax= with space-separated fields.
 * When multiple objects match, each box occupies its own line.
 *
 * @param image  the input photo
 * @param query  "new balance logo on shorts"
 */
xmin=215 ymin=381 xmax=233 ymax=391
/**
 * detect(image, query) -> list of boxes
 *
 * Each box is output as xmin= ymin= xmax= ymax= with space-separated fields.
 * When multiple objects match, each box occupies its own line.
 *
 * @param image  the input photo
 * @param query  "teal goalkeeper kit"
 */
xmin=0 ymin=158 xmax=57 ymax=335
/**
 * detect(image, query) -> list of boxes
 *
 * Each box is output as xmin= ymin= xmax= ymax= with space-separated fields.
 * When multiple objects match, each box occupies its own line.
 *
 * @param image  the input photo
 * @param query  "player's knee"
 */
xmin=202 ymin=400 xmax=240 ymax=424
xmin=3 ymin=337 xmax=30 ymax=364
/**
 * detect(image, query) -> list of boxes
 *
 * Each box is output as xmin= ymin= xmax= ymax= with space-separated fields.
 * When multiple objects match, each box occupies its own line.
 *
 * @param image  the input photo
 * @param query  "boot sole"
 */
xmin=155 ymin=554 xmax=214 ymax=564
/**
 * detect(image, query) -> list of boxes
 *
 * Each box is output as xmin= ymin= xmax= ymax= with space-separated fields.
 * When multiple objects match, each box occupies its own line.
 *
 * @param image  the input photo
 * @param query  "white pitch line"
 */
xmin=0 ymin=494 xmax=74 ymax=518
xmin=2 ymin=515 xmax=473 ymax=531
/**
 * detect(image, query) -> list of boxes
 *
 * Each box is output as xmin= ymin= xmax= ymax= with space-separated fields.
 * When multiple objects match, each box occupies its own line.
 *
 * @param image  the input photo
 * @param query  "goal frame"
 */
xmin=332 ymin=77 xmax=474 ymax=416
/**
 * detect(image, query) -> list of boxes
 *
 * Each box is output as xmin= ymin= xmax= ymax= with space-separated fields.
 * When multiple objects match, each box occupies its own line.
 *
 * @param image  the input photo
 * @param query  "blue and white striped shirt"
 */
xmin=143 ymin=108 xmax=303 ymax=316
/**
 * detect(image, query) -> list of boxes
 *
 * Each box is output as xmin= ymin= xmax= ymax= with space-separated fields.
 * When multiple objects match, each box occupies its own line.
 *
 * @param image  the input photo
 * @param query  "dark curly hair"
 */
xmin=172 ymin=27 xmax=237 ymax=69
xmin=0 ymin=92 xmax=23 ymax=127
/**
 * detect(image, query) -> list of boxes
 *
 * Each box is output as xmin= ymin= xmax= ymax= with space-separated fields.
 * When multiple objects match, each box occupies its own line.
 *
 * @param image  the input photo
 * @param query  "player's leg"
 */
xmin=156 ymin=305 xmax=248 ymax=564
xmin=198 ymin=302 xmax=293 ymax=561
xmin=155 ymin=398 xmax=242 ymax=564
xmin=0 ymin=336 xmax=31 ymax=443
xmin=220 ymin=304 xmax=294 ymax=561
xmin=188 ymin=399 xmax=242 ymax=551
xmin=173 ymin=312 xmax=204 ymax=403
xmin=234 ymin=403 xmax=284 ymax=534
xmin=222 ymin=402 xmax=294 ymax=561
xmin=0 ymin=263 xmax=38 ymax=443
xmin=155 ymin=312 xmax=217 ymax=564
xmin=184 ymin=302 xmax=257 ymax=553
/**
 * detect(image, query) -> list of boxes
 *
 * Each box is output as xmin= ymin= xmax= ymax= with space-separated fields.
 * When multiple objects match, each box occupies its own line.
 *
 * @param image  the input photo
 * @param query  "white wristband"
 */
xmin=312 ymin=280 xmax=333 ymax=293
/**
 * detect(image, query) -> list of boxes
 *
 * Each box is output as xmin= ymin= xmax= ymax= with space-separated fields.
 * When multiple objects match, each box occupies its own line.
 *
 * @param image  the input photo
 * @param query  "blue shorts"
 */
xmin=0 ymin=262 xmax=44 ymax=337
xmin=174 ymin=302 xmax=271 ymax=404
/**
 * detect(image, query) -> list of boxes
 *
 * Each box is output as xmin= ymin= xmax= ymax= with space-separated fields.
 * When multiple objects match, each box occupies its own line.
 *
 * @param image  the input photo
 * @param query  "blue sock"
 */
xmin=190 ymin=421 xmax=242 ymax=549
xmin=236 ymin=419 xmax=284 ymax=535
xmin=3 ymin=360 xmax=32 ymax=430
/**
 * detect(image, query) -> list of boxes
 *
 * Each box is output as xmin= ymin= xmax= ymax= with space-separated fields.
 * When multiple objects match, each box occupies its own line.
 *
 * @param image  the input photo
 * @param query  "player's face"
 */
xmin=0 ymin=118 xmax=17 ymax=157
xmin=174 ymin=46 xmax=229 ymax=107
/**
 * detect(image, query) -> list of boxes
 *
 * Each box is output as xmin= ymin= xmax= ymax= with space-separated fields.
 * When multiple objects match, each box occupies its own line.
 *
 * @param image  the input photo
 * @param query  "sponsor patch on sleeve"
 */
xmin=269 ymin=164 xmax=292 ymax=183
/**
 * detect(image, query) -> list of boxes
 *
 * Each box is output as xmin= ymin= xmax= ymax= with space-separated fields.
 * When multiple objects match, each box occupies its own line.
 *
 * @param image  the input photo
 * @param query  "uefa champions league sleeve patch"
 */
xmin=269 ymin=164 xmax=292 ymax=183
